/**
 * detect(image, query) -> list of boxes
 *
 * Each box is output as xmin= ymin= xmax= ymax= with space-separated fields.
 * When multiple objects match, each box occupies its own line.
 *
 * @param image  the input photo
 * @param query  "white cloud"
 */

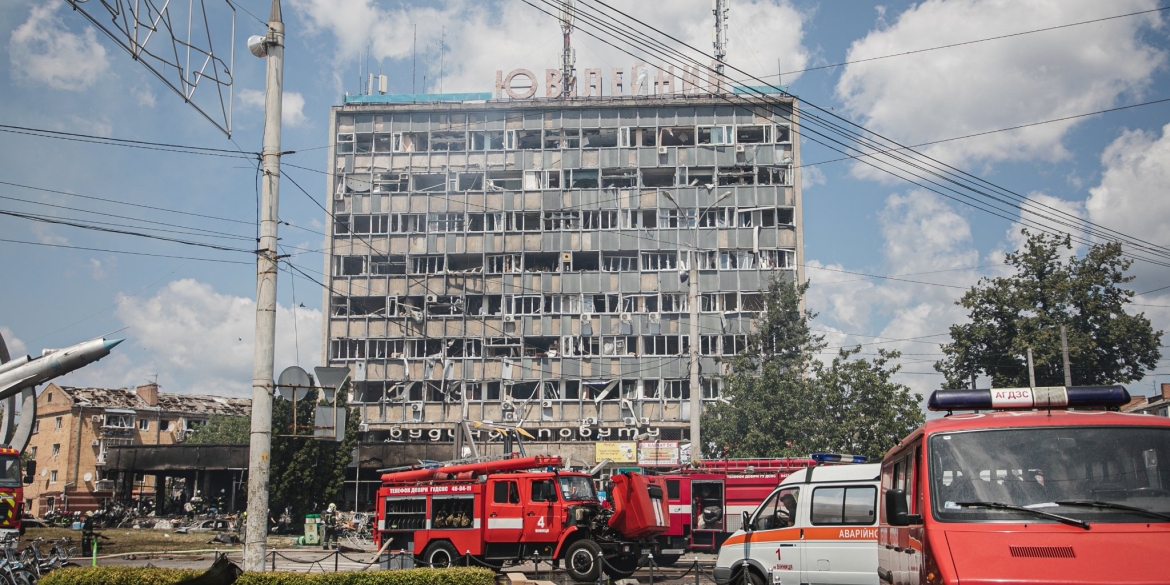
xmin=289 ymin=0 xmax=809 ymax=94
xmin=59 ymin=280 xmax=321 ymax=397
xmin=836 ymin=0 xmax=1166 ymax=174
xmin=237 ymin=89 xmax=308 ymax=128
xmin=8 ymin=3 xmax=110 ymax=90
xmin=0 ymin=327 xmax=27 ymax=360
xmin=1087 ymin=123 xmax=1170 ymax=254
xmin=131 ymin=85 xmax=157 ymax=108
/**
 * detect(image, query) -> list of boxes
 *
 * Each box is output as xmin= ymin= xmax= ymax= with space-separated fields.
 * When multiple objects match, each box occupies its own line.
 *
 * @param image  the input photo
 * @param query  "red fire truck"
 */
xmin=0 ymin=446 xmax=33 ymax=536
xmin=653 ymin=458 xmax=818 ymax=564
xmin=375 ymin=455 xmax=670 ymax=582
xmin=880 ymin=385 xmax=1170 ymax=585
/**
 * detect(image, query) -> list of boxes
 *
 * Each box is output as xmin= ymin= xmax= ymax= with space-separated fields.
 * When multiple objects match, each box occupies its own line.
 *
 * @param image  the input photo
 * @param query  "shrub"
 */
xmin=40 ymin=566 xmax=496 ymax=585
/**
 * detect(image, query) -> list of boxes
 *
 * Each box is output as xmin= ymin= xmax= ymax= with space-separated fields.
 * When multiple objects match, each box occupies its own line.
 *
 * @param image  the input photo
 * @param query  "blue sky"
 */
xmin=1 ymin=0 xmax=1168 ymax=402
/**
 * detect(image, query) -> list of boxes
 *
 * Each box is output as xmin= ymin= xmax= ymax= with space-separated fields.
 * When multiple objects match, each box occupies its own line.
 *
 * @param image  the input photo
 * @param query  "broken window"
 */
xmin=487 ymin=254 xmax=522 ymax=274
xmin=742 ymin=293 xmax=765 ymax=312
xmin=526 ymin=253 xmax=559 ymax=272
xmin=758 ymin=249 xmax=794 ymax=269
xmin=543 ymin=211 xmax=580 ymax=230
xmin=661 ymin=293 xmax=687 ymax=312
xmin=658 ymin=208 xmax=697 ymax=228
xmin=470 ymin=131 xmax=505 ymax=150
xmin=582 ymin=210 xmax=618 ymax=229
xmin=336 ymin=132 xmax=354 ymax=154
xmin=543 ymin=295 xmax=581 ymax=314
xmin=413 ymin=173 xmax=447 ymax=192
xmin=721 ymin=335 xmax=747 ymax=355
xmin=681 ymin=167 xmax=715 ymax=187
xmin=583 ymin=294 xmax=620 ymax=313
xmin=723 ymin=292 xmax=740 ymax=311
xmin=486 ymin=338 xmax=520 ymax=358
xmin=601 ymin=168 xmax=637 ymax=188
xmin=778 ymin=208 xmax=794 ymax=225
xmin=369 ymin=339 xmax=405 ymax=359
xmin=544 ymin=128 xmax=580 ymax=149
xmin=642 ymin=335 xmax=687 ymax=356
xmin=524 ymin=170 xmax=559 ymax=190
xmin=603 ymin=254 xmax=638 ymax=272
xmin=757 ymin=167 xmax=787 ymax=185
xmin=700 ymin=293 xmax=721 ymax=312
xmin=355 ymin=133 xmax=374 ymax=154
xmin=699 ymin=208 xmax=732 ymax=228
xmin=506 ymin=212 xmax=542 ymax=232
xmin=428 ymin=213 xmax=465 ymax=232
xmin=374 ymin=173 xmax=408 ymax=193
xmin=462 ymin=340 xmax=482 ymax=358
xmin=702 ymin=378 xmax=723 ymax=399
xmin=641 ymin=252 xmax=678 ymax=271
xmin=447 ymin=255 xmax=484 ymax=272
xmin=700 ymin=335 xmax=719 ymax=355
xmin=410 ymin=256 xmax=445 ymax=274
xmin=641 ymin=168 xmax=676 ymax=188
xmin=620 ymin=127 xmax=657 ymax=147
xmin=572 ymin=251 xmax=600 ymax=271
xmin=736 ymin=125 xmax=771 ymax=144
xmin=430 ymin=131 xmax=466 ymax=151
xmin=373 ymin=133 xmax=394 ymax=152
xmin=487 ymin=171 xmax=523 ymax=190
xmin=775 ymin=124 xmax=792 ymax=143
xmin=718 ymin=166 xmax=755 ymax=186
xmin=390 ymin=214 xmax=426 ymax=233
xmin=370 ymin=255 xmax=406 ymax=275
xmin=508 ymin=296 xmax=542 ymax=315
xmin=394 ymin=132 xmax=428 ymax=152
xmin=564 ymin=169 xmax=599 ymax=189
xmin=331 ymin=339 xmax=366 ymax=360
xmin=581 ymin=128 xmax=619 ymax=148
xmin=507 ymin=129 xmax=542 ymax=150
xmin=658 ymin=126 xmax=695 ymax=146
xmin=336 ymin=256 xmax=364 ymax=276
xmin=698 ymin=125 xmax=733 ymax=145
xmin=349 ymin=296 xmax=387 ymax=316
xmin=663 ymin=380 xmax=689 ymax=400
xmin=602 ymin=336 xmax=637 ymax=356
xmin=457 ymin=173 xmax=484 ymax=191
xmin=695 ymin=250 xmax=718 ymax=269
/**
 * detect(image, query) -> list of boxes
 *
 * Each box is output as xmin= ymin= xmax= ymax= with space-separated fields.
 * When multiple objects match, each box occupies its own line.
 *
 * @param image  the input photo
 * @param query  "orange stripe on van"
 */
xmin=722 ymin=526 xmax=878 ymax=547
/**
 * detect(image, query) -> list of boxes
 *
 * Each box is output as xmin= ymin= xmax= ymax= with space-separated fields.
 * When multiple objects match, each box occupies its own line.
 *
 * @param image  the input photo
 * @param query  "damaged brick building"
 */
xmin=324 ymin=77 xmax=804 ymax=477
xmin=25 ymin=382 xmax=250 ymax=515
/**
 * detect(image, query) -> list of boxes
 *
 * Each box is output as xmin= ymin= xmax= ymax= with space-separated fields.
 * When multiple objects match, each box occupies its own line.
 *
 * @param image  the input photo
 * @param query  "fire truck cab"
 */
xmin=880 ymin=385 xmax=1170 ymax=585
xmin=376 ymin=455 xmax=669 ymax=582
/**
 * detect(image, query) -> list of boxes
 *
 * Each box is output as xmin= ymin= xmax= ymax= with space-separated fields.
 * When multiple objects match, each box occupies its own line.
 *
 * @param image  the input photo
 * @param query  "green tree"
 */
xmin=702 ymin=277 xmax=923 ymax=461
xmin=935 ymin=230 xmax=1163 ymax=388
xmin=184 ymin=414 xmax=250 ymax=444
xmin=267 ymin=384 xmax=360 ymax=521
xmin=809 ymin=348 xmax=924 ymax=458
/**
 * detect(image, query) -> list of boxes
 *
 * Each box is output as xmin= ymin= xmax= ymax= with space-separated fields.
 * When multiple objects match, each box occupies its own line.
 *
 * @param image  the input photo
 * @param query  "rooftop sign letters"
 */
xmin=495 ymin=62 xmax=728 ymax=100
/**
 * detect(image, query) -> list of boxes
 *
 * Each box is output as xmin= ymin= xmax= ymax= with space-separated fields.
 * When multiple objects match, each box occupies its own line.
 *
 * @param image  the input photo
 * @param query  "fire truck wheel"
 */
xmin=563 ymin=539 xmax=602 ymax=582
xmin=422 ymin=541 xmax=459 ymax=568
xmin=603 ymin=553 xmax=640 ymax=579
xmin=652 ymin=553 xmax=681 ymax=567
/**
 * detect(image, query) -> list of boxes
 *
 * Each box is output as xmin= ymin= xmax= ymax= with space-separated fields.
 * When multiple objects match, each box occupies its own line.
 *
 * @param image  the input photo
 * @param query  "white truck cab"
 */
xmin=714 ymin=462 xmax=881 ymax=585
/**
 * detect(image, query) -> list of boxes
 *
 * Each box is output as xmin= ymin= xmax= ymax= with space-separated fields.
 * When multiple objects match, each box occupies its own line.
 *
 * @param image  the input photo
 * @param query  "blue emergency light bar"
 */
xmin=810 ymin=453 xmax=868 ymax=464
xmin=927 ymin=385 xmax=1130 ymax=412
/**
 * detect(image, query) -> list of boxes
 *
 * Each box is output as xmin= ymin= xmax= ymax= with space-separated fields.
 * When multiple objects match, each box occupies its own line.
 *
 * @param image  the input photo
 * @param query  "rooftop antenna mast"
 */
xmin=560 ymin=0 xmax=576 ymax=98
xmin=713 ymin=0 xmax=729 ymax=78
xmin=413 ymin=24 xmax=417 ymax=94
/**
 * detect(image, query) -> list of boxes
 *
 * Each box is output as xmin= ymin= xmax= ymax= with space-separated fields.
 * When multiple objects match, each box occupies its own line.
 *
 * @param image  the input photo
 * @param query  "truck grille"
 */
xmin=1009 ymin=546 xmax=1075 ymax=558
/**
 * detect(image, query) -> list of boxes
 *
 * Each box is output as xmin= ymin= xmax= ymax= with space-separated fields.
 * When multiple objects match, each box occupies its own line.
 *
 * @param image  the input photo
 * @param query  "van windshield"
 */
xmin=0 ymin=456 xmax=18 ymax=488
xmin=930 ymin=426 xmax=1170 ymax=523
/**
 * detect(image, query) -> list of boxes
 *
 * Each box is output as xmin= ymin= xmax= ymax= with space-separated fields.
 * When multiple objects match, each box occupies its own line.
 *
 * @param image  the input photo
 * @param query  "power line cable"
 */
xmin=0 ymin=124 xmax=257 ymax=159
xmin=0 ymin=180 xmax=254 ymax=226
xmin=542 ymin=0 xmax=1170 ymax=268
xmin=762 ymin=5 xmax=1170 ymax=79
xmin=0 ymin=237 xmax=251 ymax=264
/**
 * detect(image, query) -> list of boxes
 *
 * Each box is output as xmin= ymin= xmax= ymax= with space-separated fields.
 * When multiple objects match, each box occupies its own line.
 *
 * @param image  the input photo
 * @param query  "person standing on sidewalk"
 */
xmin=321 ymin=503 xmax=339 ymax=550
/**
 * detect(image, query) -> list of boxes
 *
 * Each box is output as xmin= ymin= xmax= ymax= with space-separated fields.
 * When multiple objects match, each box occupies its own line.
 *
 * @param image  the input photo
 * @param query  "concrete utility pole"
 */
xmin=244 ymin=0 xmax=284 ymax=572
xmin=1060 ymin=325 xmax=1072 ymax=387
xmin=713 ymin=0 xmax=729 ymax=77
xmin=560 ymin=0 xmax=575 ymax=98
xmin=688 ymin=248 xmax=700 ymax=462
xmin=1027 ymin=348 xmax=1036 ymax=389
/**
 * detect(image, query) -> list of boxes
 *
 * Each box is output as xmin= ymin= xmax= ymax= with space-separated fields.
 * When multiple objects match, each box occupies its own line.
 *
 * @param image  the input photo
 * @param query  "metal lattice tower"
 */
xmin=713 ymin=0 xmax=729 ymax=78
xmin=560 ymin=0 xmax=576 ymax=98
xmin=64 ymin=0 xmax=237 ymax=136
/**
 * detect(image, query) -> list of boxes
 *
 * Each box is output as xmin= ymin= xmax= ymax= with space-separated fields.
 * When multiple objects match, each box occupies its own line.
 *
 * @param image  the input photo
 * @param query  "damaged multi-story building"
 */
xmin=323 ymin=68 xmax=803 ymax=472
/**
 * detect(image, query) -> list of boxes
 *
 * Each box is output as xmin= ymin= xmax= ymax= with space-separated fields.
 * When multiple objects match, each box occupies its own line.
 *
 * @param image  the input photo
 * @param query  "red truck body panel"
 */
xmin=608 ymin=473 xmax=669 ymax=539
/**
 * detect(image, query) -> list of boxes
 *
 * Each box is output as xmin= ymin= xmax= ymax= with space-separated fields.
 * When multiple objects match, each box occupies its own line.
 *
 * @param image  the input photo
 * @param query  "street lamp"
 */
xmin=659 ymin=189 xmax=732 ymax=463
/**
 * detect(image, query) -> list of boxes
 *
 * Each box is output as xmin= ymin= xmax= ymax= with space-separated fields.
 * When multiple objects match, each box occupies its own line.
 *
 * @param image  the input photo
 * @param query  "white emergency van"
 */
xmin=713 ymin=462 xmax=881 ymax=585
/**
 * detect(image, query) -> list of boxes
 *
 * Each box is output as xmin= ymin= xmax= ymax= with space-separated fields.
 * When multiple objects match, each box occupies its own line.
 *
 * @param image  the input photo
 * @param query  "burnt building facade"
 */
xmin=323 ymin=87 xmax=803 ymax=465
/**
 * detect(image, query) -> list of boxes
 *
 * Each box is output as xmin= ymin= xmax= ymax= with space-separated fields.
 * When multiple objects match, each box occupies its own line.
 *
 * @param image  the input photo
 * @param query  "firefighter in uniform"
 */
xmin=321 ymin=503 xmax=339 ymax=549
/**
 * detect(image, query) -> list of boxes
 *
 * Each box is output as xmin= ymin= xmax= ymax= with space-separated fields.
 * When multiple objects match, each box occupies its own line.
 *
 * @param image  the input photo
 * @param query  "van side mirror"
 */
xmin=742 ymin=511 xmax=753 ymax=532
xmin=23 ymin=460 xmax=35 ymax=485
xmin=885 ymin=488 xmax=922 ymax=526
